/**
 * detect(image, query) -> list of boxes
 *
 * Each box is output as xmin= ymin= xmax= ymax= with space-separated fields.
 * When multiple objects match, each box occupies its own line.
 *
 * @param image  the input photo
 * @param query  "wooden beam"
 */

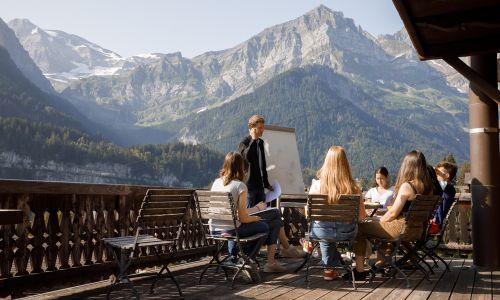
xmin=393 ymin=0 xmax=426 ymax=59
xmin=406 ymin=0 xmax=498 ymax=18
xmin=443 ymin=56 xmax=500 ymax=104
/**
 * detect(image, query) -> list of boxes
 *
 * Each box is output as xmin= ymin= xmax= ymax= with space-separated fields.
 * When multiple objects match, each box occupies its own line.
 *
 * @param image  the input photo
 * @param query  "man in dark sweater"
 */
xmin=238 ymin=115 xmax=273 ymax=208
xmin=237 ymin=115 xmax=304 ymax=261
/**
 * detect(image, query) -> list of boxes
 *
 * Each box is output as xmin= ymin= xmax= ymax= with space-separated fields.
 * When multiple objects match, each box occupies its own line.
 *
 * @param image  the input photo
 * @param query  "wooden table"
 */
xmin=0 ymin=209 xmax=23 ymax=225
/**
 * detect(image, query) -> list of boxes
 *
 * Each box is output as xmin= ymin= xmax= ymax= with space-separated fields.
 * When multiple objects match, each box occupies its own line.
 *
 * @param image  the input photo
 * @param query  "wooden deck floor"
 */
xmin=20 ymin=257 xmax=499 ymax=300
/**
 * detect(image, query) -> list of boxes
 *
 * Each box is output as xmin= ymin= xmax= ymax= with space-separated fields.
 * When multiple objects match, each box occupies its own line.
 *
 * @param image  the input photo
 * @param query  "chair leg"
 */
xmin=199 ymin=241 xmax=226 ymax=284
xmin=165 ymin=265 xmax=183 ymax=298
xmin=148 ymin=247 xmax=183 ymax=298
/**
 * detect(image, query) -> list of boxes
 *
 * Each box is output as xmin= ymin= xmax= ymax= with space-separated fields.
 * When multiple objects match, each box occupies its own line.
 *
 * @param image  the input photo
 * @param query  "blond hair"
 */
xmin=394 ymin=150 xmax=433 ymax=196
xmin=316 ymin=146 xmax=360 ymax=204
xmin=248 ymin=115 xmax=265 ymax=129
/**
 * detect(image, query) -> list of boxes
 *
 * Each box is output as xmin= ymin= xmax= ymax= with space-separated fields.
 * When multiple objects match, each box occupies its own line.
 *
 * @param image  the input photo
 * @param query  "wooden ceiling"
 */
xmin=392 ymin=0 xmax=500 ymax=60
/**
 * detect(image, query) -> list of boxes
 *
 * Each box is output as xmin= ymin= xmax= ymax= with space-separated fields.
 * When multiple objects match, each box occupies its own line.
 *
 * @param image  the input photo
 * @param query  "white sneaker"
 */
xmin=280 ymin=245 xmax=305 ymax=258
xmin=263 ymin=261 xmax=288 ymax=273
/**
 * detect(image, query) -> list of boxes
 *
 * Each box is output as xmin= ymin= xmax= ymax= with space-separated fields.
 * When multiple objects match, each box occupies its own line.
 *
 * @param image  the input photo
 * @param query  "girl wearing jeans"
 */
xmin=308 ymin=146 xmax=366 ymax=280
xmin=210 ymin=151 xmax=287 ymax=272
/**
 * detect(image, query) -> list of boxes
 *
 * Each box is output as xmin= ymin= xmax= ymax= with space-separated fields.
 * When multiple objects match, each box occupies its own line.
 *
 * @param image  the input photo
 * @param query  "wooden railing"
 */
xmin=441 ymin=192 xmax=472 ymax=251
xmin=0 ymin=180 xmax=210 ymax=294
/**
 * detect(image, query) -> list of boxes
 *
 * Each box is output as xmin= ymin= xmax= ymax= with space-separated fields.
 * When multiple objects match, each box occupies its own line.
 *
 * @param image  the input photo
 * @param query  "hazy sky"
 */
xmin=1 ymin=0 xmax=403 ymax=58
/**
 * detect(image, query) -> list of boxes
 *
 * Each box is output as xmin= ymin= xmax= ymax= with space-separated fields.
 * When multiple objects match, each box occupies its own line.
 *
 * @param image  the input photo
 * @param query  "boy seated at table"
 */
xmin=428 ymin=161 xmax=458 ymax=234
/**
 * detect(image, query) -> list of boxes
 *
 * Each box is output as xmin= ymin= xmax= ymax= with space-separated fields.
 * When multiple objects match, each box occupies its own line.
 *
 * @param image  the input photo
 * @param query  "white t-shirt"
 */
xmin=309 ymin=178 xmax=321 ymax=194
xmin=209 ymin=178 xmax=247 ymax=232
xmin=364 ymin=186 xmax=394 ymax=207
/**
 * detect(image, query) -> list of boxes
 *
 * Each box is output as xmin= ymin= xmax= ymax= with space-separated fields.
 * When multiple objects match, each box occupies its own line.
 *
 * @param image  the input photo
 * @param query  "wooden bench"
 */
xmin=102 ymin=189 xmax=193 ymax=299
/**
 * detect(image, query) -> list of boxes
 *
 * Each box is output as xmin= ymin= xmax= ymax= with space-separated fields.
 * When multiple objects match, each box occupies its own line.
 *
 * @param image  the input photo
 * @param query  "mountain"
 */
xmin=16 ymin=5 xmax=462 ymax=140
xmin=0 ymin=45 xmax=222 ymax=186
xmin=0 ymin=18 xmax=54 ymax=94
xmin=0 ymin=45 xmax=91 ymax=132
xmin=174 ymin=65 xmax=469 ymax=182
xmin=8 ymin=18 xmax=165 ymax=91
xmin=377 ymin=29 xmax=468 ymax=93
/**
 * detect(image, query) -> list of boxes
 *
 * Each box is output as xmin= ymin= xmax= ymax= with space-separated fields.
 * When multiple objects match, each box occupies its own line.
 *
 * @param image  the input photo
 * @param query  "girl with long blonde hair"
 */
xmin=308 ymin=146 xmax=366 ymax=280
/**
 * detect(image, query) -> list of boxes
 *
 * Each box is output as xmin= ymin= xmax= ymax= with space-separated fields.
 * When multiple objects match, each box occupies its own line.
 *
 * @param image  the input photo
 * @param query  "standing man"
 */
xmin=238 ymin=115 xmax=273 ymax=208
xmin=238 ymin=115 xmax=304 ymax=261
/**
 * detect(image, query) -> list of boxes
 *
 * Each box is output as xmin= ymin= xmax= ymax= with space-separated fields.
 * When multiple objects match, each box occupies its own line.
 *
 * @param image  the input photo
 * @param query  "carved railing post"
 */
xmin=45 ymin=199 xmax=60 ymax=272
xmin=70 ymin=194 xmax=82 ymax=267
xmin=30 ymin=195 xmax=44 ymax=274
xmin=14 ymin=194 xmax=30 ymax=275
xmin=58 ymin=195 xmax=71 ymax=269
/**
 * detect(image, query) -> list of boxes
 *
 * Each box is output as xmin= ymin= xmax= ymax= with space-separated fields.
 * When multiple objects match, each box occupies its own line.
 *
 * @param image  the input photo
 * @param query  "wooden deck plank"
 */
xmin=450 ymin=259 xmax=475 ymax=300
xmin=289 ymin=272 xmax=346 ymax=300
xmin=318 ymin=272 xmax=388 ymax=300
xmin=382 ymin=271 xmax=424 ymax=300
xmin=492 ymin=271 xmax=500 ymax=300
xmin=405 ymin=259 xmax=448 ymax=300
xmin=272 ymin=270 xmax=331 ymax=300
xmin=359 ymin=276 xmax=406 ymax=300
xmin=253 ymin=273 xmax=308 ymax=300
xmin=236 ymin=273 xmax=303 ymax=298
xmin=472 ymin=271 xmax=492 ymax=300
xmin=427 ymin=258 xmax=465 ymax=300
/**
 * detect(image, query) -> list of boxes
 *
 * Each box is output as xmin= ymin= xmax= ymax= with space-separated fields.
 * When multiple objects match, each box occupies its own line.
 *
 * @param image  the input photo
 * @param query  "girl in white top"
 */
xmin=210 ymin=151 xmax=287 ymax=272
xmin=365 ymin=167 xmax=394 ymax=211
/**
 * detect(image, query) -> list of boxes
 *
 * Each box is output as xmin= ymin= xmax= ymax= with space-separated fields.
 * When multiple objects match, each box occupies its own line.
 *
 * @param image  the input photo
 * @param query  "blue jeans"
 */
xmin=310 ymin=221 xmax=357 ymax=267
xmin=212 ymin=221 xmax=269 ymax=258
xmin=247 ymin=188 xmax=283 ymax=246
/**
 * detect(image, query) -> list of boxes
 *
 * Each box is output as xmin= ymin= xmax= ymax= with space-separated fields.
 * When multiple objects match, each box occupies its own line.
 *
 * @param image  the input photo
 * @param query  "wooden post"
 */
xmin=469 ymin=54 xmax=500 ymax=269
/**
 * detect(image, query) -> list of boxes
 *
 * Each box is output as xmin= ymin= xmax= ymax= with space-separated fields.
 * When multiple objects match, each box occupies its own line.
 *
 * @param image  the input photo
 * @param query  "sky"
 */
xmin=1 ymin=0 xmax=403 ymax=59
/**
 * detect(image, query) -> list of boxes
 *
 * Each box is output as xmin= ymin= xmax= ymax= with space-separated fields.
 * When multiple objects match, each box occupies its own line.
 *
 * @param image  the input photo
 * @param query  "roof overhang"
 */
xmin=392 ymin=0 xmax=500 ymax=60
xmin=392 ymin=0 xmax=500 ymax=103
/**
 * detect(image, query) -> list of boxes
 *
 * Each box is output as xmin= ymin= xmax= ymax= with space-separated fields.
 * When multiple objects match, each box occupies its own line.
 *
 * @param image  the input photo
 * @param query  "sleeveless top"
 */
xmin=398 ymin=182 xmax=418 ymax=217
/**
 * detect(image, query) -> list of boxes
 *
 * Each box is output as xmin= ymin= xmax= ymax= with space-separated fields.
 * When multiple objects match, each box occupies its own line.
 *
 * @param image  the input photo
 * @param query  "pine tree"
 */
xmin=456 ymin=161 xmax=471 ymax=187
xmin=444 ymin=153 xmax=457 ymax=164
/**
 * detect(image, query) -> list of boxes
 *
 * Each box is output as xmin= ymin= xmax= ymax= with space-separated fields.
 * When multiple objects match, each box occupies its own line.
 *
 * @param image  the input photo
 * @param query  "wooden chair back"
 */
xmin=134 ymin=189 xmax=193 ymax=247
xmin=307 ymin=194 xmax=360 ymax=224
xmin=402 ymin=194 xmax=442 ymax=240
xmin=194 ymin=190 xmax=239 ymax=236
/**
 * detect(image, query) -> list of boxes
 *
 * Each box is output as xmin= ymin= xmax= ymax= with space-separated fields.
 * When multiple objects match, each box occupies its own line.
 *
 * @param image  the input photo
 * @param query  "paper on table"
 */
xmin=265 ymin=181 xmax=281 ymax=202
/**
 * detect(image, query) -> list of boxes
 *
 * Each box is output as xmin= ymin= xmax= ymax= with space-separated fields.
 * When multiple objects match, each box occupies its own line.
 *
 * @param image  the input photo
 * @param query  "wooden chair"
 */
xmin=419 ymin=199 xmax=458 ymax=271
xmin=369 ymin=194 xmax=442 ymax=288
xmin=303 ymin=194 xmax=360 ymax=289
xmin=102 ymin=189 xmax=192 ymax=299
xmin=194 ymin=190 xmax=267 ymax=288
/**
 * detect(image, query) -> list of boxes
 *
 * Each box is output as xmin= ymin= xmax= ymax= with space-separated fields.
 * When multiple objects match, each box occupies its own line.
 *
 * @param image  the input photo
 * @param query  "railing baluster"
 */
xmin=59 ymin=195 xmax=71 ymax=269
xmin=71 ymin=194 xmax=83 ymax=267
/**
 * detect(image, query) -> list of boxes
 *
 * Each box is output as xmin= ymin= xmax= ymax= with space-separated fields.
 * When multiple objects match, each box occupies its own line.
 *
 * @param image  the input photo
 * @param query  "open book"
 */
xmin=248 ymin=207 xmax=279 ymax=220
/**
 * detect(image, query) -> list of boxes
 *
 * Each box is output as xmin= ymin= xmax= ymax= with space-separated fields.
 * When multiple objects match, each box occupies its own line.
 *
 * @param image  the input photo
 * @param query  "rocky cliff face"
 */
xmin=0 ymin=18 xmax=54 ymax=94
xmin=377 ymin=28 xmax=468 ymax=93
xmin=8 ymin=18 xmax=165 ymax=91
xmin=59 ymin=5 xmax=456 ymax=130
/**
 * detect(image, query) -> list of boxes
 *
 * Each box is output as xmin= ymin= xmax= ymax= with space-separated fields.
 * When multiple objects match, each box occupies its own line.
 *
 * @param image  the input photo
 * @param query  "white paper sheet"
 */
xmin=265 ymin=181 xmax=282 ymax=202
